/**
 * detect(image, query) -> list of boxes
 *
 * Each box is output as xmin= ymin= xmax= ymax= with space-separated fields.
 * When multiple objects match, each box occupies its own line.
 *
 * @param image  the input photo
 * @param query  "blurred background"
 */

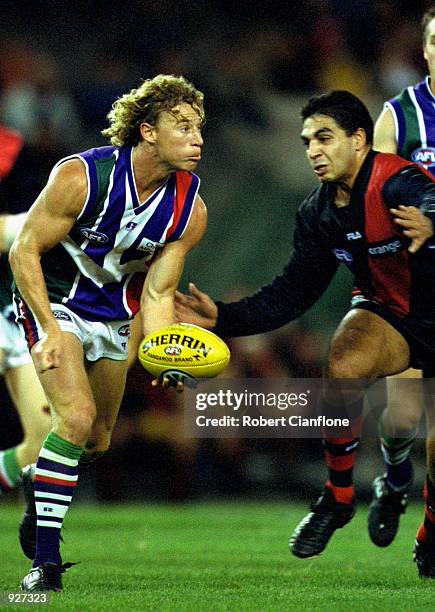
xmin=0 ymin=0 xmax=430 ymax=502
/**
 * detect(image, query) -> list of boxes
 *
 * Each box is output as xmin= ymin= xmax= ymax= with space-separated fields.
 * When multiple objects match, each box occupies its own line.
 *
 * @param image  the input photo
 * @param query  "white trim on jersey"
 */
xmin=54 ymin=154 xmax=91 ymax=221
xmin=407 ymin=85 xmax=427 ymax=148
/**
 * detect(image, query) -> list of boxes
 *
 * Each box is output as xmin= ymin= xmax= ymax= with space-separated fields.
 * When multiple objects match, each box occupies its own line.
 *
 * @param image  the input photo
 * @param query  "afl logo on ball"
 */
xmin=164 ymin=346 xmax=182 ymax=356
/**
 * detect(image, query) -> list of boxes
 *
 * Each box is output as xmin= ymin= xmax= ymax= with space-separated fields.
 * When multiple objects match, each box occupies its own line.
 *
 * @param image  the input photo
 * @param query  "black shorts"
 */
xmin=351 ymin=299 xmax=435 ymax=377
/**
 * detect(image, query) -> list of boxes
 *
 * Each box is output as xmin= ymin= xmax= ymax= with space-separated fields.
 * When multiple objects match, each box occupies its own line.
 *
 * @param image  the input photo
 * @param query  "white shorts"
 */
xmin=0 ymin=305 xmax=32 ymax=374
xmin=15 ymin=301 xmax=131 ymax=362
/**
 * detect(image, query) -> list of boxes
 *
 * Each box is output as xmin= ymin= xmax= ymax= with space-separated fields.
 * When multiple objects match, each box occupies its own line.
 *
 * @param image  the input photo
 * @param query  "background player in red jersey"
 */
xmin=176 ymin=90 xmax=435 ymax=577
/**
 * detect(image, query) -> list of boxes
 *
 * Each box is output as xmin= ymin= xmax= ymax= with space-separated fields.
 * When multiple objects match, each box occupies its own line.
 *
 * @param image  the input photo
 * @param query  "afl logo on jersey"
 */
xmin=411 ymin=147 xmax=435 ymax=168
xmin=80 ymin=228 xmax=109 ymax=243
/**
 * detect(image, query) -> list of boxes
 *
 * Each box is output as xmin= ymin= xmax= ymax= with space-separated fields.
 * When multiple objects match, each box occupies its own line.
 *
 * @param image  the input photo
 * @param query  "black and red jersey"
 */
xmin=216 ymin=150 xmax=435 ymax=337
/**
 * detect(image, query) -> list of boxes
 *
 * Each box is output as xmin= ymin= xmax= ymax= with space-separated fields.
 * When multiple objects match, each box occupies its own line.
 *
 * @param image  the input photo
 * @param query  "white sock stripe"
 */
xmin=39 ymin=447 xmax=79 ymax=467
xmin=0 ymin=453 xmax=14 ymax=487
xmin=35 ymin=491 xmax=72 ymax=502
xmin=35 ymin=468 xmax=78 ymax=482
xmin=37 ymin=520 xmax=62 ymax=529
xmin=36 ymin=502 xmax=69 ymax=519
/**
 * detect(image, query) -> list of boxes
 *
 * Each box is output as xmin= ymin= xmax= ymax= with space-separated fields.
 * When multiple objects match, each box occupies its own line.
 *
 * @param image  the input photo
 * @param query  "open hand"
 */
xmin=175 ymin=282 xmax=218 ymax=329
xmin=151 ymin=372 xmax=194 ymax=393
xmin=390 ymin=205 xmax=434 ymax=253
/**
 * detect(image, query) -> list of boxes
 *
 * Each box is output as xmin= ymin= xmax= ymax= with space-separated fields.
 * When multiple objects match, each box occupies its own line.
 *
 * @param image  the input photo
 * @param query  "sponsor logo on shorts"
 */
xmin=411 ymin=146 xmax=435 ymax=168
xmin=117 ymin=324 xmax=131 ymax=337
xmin=368 ymin=239 xmax=403 ymax=257
xmin=333 ymin=248 xmax=353 ymax=264
xmin=53 ymin=310 xmax=72 ymax=322
xmin=80 ymin=228 xmax=109 ymax=243
xmin=164 ymin=346 xmax=182 ymax=356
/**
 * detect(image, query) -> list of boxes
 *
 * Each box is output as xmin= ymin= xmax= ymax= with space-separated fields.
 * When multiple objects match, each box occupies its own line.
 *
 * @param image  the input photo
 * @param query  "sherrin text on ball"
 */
xmin=138 ymin=323 xmax=230 ymax=379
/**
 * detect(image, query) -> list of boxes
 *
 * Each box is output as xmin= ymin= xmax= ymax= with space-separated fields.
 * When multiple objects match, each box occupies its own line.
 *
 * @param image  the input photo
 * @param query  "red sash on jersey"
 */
xmin=365 ymin=153 xmax=434 ymax=316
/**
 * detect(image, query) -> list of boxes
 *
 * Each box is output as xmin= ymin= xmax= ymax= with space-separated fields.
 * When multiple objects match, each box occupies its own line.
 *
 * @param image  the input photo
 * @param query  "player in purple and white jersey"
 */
xmin=10 ymin=74 xmax=207 ymax=593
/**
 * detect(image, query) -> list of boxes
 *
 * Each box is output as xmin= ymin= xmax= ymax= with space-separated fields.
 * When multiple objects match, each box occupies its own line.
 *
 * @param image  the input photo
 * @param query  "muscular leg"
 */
xmin=127 ymin=312 xmax=142 ymax=371
xmin=290 ymin=309 xmax=411 ymax=559
xmin=324 ymin=309 xmax=410 ymax=501
xmin=385 ymin=369 xmax=423 ymax=433
xmin=5 ymin=363 xmax=51 ymax=468
xmin=85 ymin=357 xmax=128 ymax=456
xmin=414 ymin=396 xmax=435 ymax=577
xmin=367 ymin=368 xmax=422 ymax=548
xmin=378 ymin=369 xmax=422 ymax=490
xmin=327 ymin=308 xmax=410 ymax=379
xmin=30 ymin=332 xmax=96 ymax=567
xmin=0 ymin=359 xmax=51 ymax=492
xmin=417 ymin=397 xmax=435 ymax=543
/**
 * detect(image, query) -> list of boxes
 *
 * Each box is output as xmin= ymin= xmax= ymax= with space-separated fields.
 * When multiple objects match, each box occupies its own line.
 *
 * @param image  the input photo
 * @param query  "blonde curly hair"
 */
xmin=102 ymin=74 xmax=205 ymax=147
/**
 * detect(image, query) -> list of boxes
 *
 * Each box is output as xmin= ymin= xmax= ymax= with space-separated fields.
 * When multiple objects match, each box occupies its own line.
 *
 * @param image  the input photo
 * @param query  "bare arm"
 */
xmin=373 ymin=107 xmax=398 ymax=154
xmin=9 ymin=159 xmax=87 ymax=371
xmin=140 ymin=195 xmax=207 ymax=338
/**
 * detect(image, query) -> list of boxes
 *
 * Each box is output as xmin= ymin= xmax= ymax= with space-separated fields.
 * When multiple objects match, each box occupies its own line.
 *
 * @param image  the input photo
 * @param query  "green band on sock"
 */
xmin=1 ymin=448 xmax=21 ymax=486
xmin=378 ymin=414 xmax=417 ymax=449
xmin=44 ymin=432 xmax=83 ymax=460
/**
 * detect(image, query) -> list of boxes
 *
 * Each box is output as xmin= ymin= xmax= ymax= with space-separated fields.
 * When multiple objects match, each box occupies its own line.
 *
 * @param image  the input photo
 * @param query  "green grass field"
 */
xmin=0 ymin=501 xmax=433 ymax=611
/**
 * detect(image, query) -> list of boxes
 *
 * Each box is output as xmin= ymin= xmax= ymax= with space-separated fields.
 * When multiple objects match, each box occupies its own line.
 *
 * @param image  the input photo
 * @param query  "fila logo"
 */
xmin=346 ymin=231 xmax=362 ymax=240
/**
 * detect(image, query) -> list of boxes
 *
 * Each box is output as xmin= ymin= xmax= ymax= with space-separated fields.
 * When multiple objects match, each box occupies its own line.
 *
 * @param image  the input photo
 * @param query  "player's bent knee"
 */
xmin=56 ymin=409 xmax=96 ymax=445
xmin=384 ymin=400 xmax=423 ymax=431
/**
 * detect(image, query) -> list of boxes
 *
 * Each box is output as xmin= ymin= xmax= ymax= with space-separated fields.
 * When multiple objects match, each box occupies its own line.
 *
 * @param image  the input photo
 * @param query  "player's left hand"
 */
xmin=390 ymin=205 xmax=434 ymax=253
xmin=151 ymin=374 xmax=185 ymax=393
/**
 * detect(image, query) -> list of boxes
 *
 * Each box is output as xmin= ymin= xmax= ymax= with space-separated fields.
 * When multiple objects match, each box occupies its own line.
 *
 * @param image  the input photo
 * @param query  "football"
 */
xmin=138 ymin=322 xmax=230 ymax=380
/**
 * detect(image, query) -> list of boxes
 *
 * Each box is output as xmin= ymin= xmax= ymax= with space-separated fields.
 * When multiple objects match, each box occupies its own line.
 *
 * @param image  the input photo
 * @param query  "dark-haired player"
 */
xmin=176 ymin=90 xmax=435 ymax=576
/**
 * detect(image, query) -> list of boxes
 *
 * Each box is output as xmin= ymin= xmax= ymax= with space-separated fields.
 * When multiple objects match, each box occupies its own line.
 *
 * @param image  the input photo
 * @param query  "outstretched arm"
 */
xmin=177 ymin=206 xmax=339 ymax=338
